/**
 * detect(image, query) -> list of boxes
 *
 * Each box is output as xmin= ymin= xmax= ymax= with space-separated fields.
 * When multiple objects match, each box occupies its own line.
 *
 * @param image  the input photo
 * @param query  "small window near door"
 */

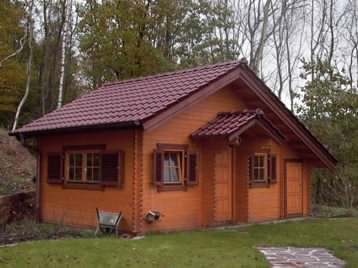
xmin=253 ymin=154 xmax=266 ymax=182
xmin=249 ymin=153 xmax=277 ymax=187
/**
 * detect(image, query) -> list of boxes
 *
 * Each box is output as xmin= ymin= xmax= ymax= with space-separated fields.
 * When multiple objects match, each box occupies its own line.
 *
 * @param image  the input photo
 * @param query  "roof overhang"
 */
xmin=227 ymin=118 xmax=285 ymax=144
xmin=191 ymin=111 xmax=285 ymax=145
xmin=9 ymin=120 xmax=142 ymax=138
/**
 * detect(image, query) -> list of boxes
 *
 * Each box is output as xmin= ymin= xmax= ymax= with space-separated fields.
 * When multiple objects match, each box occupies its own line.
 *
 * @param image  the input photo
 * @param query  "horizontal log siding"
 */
xmin=236 ymin=137 xmax=311 ymax=223
xmin=39 ymin=130 xmax=135 ymax=231
xmin=142 ymin=87 xmax=244 ymax=232
xmin=248 ymin=138 xmax=282 ymax=222
xmin=37 ymin=84 xmax=313 ymax=232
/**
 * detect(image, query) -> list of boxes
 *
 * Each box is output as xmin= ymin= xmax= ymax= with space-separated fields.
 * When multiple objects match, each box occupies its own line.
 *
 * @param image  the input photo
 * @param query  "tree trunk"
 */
xmin=57 ymin=0 xmax=72 ymax=109
xmin=12 ymin=1 xmax=34 ymax=131
xmin=40 ymin=0 xmax=50 ymax=115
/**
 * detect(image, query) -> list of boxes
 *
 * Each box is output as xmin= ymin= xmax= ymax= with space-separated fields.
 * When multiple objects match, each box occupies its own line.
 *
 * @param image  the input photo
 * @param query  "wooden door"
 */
xmin=285 ymin=161 xmax=303 ymax=217
xmin=214 ymin=150 xmax=232 ymax=223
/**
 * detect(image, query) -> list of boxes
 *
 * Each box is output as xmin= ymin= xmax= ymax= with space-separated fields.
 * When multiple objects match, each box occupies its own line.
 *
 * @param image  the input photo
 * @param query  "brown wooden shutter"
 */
xmin=267 ymin=154 xmax=271 ymax=182
xmin=153 ymin=150 xmax=163 ymax=185
xmin=47 ymin=153 xmax=63 ymax=184
xmin=102 ymin=152 xmax=122 ymax=186
xmin=248 ymin=155 xmax=254 ymax=182
xmin=187 ymin=153 xmax=198 ymax=185
xmin=270 ymin=154 xmax=277 ymax=183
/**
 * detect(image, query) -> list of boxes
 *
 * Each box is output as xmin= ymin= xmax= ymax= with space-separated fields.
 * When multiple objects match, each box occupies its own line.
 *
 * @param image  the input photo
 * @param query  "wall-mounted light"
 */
xmin=144 ymin=210 xmax=161 ymax=224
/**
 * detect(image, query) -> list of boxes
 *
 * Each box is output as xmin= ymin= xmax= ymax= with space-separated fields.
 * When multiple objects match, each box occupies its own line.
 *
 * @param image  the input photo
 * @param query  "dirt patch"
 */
xmin=0 ymin=128 xmax=35 ymax=195
xmin=312 ymin=205 xmax=358 ymax=218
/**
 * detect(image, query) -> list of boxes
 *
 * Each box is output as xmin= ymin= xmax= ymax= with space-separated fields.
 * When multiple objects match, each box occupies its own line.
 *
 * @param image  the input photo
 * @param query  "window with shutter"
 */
xmin=47 ymin=153 xmax=63 ymax=184
xmin=252 ymin=153 xmax=266 ymax=182
xmin=248 ymin=152 xmax=278 ymax=187
xmin=153 ymin=144 xmax=197 ymax=191
xmin=62 ymin=149 xmax=123 ymax=188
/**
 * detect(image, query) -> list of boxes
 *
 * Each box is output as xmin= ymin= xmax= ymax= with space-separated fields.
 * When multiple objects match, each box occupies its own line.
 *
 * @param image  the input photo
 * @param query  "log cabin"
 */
xmin=11 ymin=59 xmax=337 ymax=234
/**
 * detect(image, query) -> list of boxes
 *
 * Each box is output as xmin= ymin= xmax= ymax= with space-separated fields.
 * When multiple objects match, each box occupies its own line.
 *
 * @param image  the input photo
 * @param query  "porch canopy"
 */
xmin=191 ymin=109 xmax=285 ymax=144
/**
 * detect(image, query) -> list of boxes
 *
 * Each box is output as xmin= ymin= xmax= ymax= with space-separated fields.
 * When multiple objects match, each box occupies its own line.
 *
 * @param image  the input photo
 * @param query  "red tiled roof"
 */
xmin=191 ymin=110 xmax=282 ymax=139
xmin=13 ymin=60 xmax=244 ymax=135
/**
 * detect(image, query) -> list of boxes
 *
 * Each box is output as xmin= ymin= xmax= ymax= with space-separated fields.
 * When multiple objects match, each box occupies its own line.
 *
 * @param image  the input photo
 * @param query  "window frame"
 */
xmin=65 ymin=150 xmax=103 ymax=184
xmin=162 ymin=149 xmax=186 ymax=185
xmin=252 ymin=153 xmax=267 ymax=183
xmin=154 ymin=143 xmax=199 ymax=192
xmin=85 ymin=152 xmax=102 ymax=182
xmin=249 ymin=152 xmax=278 ymax=188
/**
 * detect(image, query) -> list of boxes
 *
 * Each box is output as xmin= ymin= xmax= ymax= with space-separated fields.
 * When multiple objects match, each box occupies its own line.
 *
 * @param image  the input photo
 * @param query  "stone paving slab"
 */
xmin=258 ymin=247 xmax=345 ymax=268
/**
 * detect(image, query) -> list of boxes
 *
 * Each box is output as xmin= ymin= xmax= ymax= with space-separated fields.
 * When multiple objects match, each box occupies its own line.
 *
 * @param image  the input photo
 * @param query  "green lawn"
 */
xmin=0 ymin=218 xmax=357 ymax=268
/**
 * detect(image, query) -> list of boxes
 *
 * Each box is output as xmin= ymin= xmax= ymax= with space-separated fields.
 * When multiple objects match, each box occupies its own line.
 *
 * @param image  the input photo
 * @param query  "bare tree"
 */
xmin=57 ymin=0 xmax=72 ymax=109
xmin=342 ymin=0 xmax=358 ymax=89
xmin=270 ymin=0 xmax=287 ymax=98
xmin=245 ymin=0 xmax=276 ymax=75
xmin=39 ymin=0 xmax=51 ymax=115
xmin=12 ymin=0 xmax=34 ymax=131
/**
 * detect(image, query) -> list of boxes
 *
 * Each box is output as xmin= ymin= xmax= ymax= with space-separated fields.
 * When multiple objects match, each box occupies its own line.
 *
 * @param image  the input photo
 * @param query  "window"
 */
xmin=86 ymin=153 xmax=101 ymax=182
xmin=249 ymin=153 xmax=277 ymax=187
xmin=252 ymin=154 xmax=266 ymax=182
xmin=163 ymin=151 xmax=184 ymax=184
xmin=67 ymin=152 xmax=101 ymax=183
xmin=47 ymin=146 xmax=124 ymax=188
xmin=69 ymin=153 xmax=83 ymax=181
xmin=153 ymin=144 xmax=198 ymax=190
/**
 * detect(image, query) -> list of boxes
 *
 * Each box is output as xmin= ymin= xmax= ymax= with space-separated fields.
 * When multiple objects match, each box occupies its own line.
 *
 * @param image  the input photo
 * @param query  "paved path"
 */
xmin=258 ymin=247 xmax=345 ymax=268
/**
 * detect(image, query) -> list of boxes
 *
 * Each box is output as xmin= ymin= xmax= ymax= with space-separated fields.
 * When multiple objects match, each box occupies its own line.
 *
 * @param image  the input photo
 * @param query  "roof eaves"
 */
xmin=9 ymin=120 xmax=142 ymax=138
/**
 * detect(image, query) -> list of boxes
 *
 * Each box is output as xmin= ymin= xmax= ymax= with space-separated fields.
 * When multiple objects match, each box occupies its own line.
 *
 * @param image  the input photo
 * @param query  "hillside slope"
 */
xmin=0 ymin=129 xmax=35 ymax=195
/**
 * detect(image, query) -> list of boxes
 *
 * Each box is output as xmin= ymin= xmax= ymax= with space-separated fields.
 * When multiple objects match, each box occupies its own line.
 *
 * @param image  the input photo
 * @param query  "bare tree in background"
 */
xmin=12 ymin=0 xmax=34 ymax=131
xmin=343 ymin=0 xmax=358 ymax=89
xmin=39 ymin=0 xmax=51 ymax=115
xmin=270 ymin=0 xmax=287 ymax=98
xmin=57 ymin=0 xmax=72 ymax=109
xmin=246 ymin=0 xmax=275 ymax=75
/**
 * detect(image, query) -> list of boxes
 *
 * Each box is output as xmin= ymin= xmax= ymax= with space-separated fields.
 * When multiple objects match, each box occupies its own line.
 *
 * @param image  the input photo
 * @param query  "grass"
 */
xmin=1 ymin=219 xmax=93 ymax=244
xmin=0 ymin=218 xmax=357 ymax=267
